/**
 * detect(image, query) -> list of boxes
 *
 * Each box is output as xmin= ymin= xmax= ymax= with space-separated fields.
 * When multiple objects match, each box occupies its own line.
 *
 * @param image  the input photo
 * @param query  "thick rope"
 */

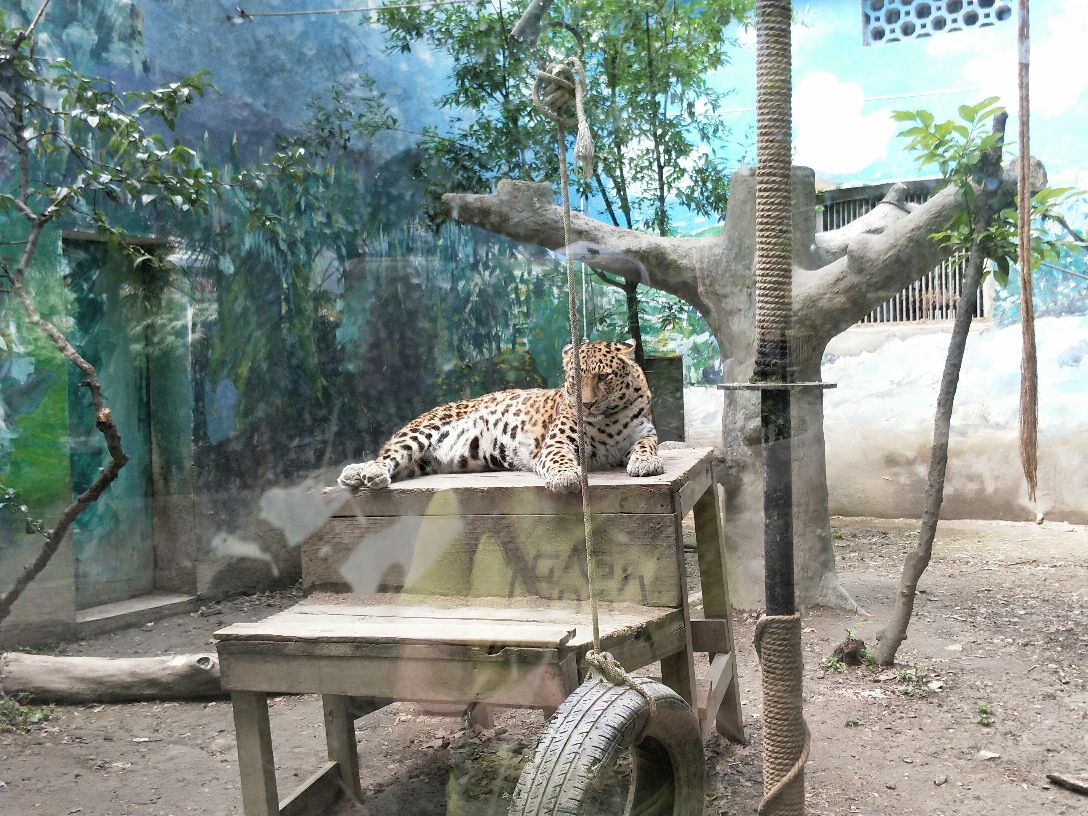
xmin=586 ymin=650 xmax=656 ymax=713
xmin=754 ymin=614 xmax=810 ymax=816
xmin=753 ymin=0 xmax=793 ymax=383
xmin=1017 ymin=0 xmax=1038 ymax=503
xmin=534 ymin=55 xmax=601 ymax=651
xmin=754 ymin=1 xmax=808 ymax=813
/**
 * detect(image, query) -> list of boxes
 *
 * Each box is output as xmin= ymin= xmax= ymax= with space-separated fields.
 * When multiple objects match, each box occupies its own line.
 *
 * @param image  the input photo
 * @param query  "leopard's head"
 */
xmin=562 ymin=340 xmax=645 ymax=415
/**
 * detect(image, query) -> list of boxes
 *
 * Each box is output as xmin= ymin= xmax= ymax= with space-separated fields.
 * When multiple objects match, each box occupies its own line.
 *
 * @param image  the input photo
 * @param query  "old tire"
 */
xmin=509 ymin=678 xmax=705 ymax=816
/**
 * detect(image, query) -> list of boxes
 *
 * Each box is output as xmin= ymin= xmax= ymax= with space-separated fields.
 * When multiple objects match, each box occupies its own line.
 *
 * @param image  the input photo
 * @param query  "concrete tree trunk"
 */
xmin=442 ymin=162 xmax=1031 ymax=608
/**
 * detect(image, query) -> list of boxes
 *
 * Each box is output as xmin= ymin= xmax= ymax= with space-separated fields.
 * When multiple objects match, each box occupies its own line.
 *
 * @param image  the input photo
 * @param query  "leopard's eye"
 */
xmin=597 ymin=373 xmax=609 ymax=382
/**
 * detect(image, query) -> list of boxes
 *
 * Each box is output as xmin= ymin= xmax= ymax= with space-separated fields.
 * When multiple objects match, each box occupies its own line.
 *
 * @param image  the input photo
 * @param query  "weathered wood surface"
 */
xmin=323 ymin=447 xmax=712 ymax=518
xmin=216 ymin=597 xmax=673 ymax=651
xmin=0 ymin=652 xmax=223 ymax=702
xmin=231 ymin=691 xmax=279 ymax=816
xmin=278 ymin=762 xmax=340 ymax=816
xmin=219 ymin=649 xmax=576 ymax=707
xmin=698 ymin=652 xmax=736 ymax=741
xmin=322 ymin=695 xmax=363 ymax=803
xmin=216 ymin=599 xmax=684 ymax=708
xmin=302 ymin=512 xmax=680 ymax=606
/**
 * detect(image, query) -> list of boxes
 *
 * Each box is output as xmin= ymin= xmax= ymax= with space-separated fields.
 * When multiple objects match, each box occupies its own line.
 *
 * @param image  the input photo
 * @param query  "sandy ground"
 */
xmin=1 ymin=516 xmax=1085 ymax=815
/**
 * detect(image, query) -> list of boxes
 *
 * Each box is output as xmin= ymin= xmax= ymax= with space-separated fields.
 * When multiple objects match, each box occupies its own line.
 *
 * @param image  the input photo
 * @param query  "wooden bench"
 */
xmin=215 ymin=446 xmax=743 ymax=816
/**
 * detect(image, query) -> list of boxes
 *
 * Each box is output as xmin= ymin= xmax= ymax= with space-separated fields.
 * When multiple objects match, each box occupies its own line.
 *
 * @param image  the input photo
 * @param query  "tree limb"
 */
xmin=794 ymin=158 xmax=1044 ymax=345
xmin=442 ymin=179 xmax=713 ymax=315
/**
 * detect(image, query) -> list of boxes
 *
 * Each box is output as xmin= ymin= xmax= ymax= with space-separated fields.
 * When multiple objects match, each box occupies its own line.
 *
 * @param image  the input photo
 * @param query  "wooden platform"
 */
xmin=216 ymin=446 xmax=744 ymax=816
xmin=303 ymin=447 xmax=714 ymax=607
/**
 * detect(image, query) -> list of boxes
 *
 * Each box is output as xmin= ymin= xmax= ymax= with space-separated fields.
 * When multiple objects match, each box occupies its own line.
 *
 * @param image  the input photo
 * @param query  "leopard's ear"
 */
xmin=617 ymin=339 xmax=637 ymax=359
xmin=562 ymin=343 xmax=574 ymax=357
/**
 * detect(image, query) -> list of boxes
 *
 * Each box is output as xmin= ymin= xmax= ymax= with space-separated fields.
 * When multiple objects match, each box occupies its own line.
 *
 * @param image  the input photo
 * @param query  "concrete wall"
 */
xmin=686 ymin=315 xmax=1088 ymax=524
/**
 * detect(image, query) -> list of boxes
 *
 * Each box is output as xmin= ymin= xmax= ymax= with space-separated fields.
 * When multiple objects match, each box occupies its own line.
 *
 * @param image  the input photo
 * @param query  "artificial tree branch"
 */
xmin=443 ymin=179 xmax=716 ymax=317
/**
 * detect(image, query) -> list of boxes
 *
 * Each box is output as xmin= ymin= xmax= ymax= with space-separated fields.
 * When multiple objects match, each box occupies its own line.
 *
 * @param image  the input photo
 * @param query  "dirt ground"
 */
xmin=1 ymin=516 xmax=1085 ymax=816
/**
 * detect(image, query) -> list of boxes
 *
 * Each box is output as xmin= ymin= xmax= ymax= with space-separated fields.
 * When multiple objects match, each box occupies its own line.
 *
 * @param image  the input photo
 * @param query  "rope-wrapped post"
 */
xmin=754 ymin=1 xmax=809 ymax=814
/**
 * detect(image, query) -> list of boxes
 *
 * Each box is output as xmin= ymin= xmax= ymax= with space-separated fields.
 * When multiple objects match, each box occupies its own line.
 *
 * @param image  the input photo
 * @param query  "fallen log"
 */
xmin=0 ymin=652 xmax=225 ymax=703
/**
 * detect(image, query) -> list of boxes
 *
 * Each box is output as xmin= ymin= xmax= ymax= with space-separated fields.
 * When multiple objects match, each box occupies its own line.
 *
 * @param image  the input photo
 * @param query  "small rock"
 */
xmin=934 ymin=775 xmax=948 ymax=786
xmin=885 ymin=782 xmax=897 ymax=790
xmin=978 ymin=750 xmax=1001 ymax=760
xmin=142 ymin=622 xmax=155 ymax=630
xmin=945 ymin=644 xmax=963 ymax=652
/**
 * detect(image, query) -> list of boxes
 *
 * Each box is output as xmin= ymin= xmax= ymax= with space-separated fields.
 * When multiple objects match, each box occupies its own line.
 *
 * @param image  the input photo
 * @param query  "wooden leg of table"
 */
xmin=232 ymin=691 xmax=279 ymax=816
xmin=323 ymin=694 xmax=363 ymax=803
xmin=660 ymin=648 xmax=697 ymax=707
xmin=323 ymin=695 xmax=363 ymax=803
xmin=694 ymin=479 xmax=746 ymax=743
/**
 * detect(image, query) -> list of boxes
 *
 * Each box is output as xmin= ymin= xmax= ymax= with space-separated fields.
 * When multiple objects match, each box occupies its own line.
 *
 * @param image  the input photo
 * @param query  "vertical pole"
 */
xmin=754 ymin=0 xmax=795 ymax=617
xmin=754 ymin=2 xmax=809 ymax=815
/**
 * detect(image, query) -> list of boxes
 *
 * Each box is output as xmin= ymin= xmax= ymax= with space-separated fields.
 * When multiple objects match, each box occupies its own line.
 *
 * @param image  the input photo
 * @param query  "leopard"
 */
xmin=337 ymin=339 xmax=665 ymax=494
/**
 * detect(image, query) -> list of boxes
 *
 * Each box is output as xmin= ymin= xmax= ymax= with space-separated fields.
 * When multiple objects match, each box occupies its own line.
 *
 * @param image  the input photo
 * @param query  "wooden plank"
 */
xmin=659 ymin=509 xmax=697 ymax=706
xmin=689 ymin=618 xmax=730 ymax=654
xmin=693 ymin=480 xmax=733 ymax=624
xmin=278 ymin=762 xmax=339 ymax=816
xmin=283 ymin=599 xmax=665 ymax=629
xmin=219 ymin=651 xmax=573 ymax=708
xmin=329 ymin=448 xmax=713 ymax=518
xmin=698 ymin=653 xmax=736 ymax=741
xmin=692 ymin=476 xmax=745 ymax=743
xmin=216 ymin=613 xmax=578 ymax=649
xmin=301 ymin=513 xmax=681 ymax=607
xmin=219 ymin=640 xmax=564 ymax=662
xmin=599 ymin=622 xmax=687 ymax=678
xmin=673 ymin=459 xmax=712 ymax=519
xmin=322 ymin=695 xmax=362 ymax=803
xmin=231 ymin=691 xmax=279 ymax=816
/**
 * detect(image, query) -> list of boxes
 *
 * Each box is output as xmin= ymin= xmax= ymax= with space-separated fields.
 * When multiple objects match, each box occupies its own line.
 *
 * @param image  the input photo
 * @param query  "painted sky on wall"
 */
xmin=713 ymin=0 xmax=1087 ymax=190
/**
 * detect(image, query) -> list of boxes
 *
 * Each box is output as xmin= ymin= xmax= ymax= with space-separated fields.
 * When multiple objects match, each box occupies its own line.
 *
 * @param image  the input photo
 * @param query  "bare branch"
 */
xmin=1052 ymin=212 xmax=1087 ymax=247
xmin=11 ymin=0 xmax=53 ymax=51
xmin=1039 ymin=259 xmax=1088 ymax=281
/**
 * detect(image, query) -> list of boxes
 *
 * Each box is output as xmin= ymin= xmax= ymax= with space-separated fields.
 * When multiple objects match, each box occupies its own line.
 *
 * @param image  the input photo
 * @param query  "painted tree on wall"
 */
xmin=0 ymin=11 xmax=234 ymax=624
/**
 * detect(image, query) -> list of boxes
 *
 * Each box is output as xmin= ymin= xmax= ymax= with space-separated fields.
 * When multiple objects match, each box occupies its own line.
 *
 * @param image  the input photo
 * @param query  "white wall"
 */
xmin=684 ymin=315 xmax=1088 ymax=523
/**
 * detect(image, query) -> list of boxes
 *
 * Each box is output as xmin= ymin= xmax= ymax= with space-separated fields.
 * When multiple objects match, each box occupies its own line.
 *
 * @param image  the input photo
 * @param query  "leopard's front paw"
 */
xmin=544 ymin=468 xmax=582 ymax=494
xmin=627 ymin=455 xmax=664 ymax=477
xmin=337 ymin=461 xmax=391 ymax=490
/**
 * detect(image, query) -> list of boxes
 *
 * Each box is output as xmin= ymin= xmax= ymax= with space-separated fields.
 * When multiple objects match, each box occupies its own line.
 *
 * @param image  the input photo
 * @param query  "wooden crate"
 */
xmin=302 ymin=447 xmax=713 ymax=607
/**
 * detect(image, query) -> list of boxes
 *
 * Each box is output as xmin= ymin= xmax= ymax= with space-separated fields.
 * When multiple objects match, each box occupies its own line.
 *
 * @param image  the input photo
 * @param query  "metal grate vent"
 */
xmin=820 ymin=184 xmax=986 ymax=324
xmin=863 ymin=0 xmax=1013 ymax=46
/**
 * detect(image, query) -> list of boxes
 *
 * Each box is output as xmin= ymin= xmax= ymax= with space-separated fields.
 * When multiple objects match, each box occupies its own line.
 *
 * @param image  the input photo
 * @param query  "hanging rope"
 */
xmin=530 ymin=38 xmax=655 ymax=712
xmin=531 ymin=44 xmax=601 ymax=651
xmin=1017 ymin=0 xmax=1038 ymax=504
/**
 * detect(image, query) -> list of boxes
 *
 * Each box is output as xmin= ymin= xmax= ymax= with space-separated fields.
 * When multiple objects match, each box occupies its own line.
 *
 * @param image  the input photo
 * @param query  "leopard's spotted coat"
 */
xmin=337 ymin=340 xmax=664 ymax=493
